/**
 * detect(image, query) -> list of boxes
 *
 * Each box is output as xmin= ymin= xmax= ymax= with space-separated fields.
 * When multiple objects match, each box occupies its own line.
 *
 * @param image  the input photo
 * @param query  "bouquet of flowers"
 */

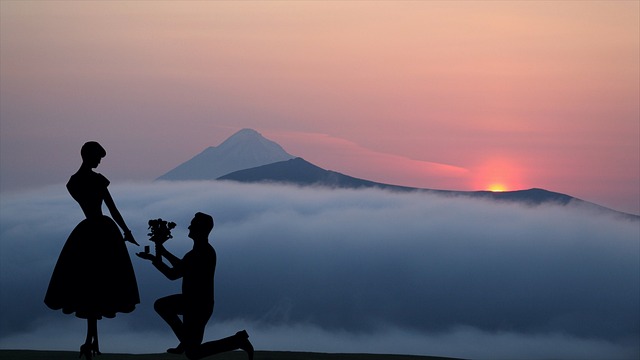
xmin=145 ymin=218 xmax=176 ymax=257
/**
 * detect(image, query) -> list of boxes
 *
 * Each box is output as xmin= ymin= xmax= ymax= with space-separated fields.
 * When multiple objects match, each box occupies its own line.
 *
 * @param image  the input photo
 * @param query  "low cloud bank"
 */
xmin=0 ymin=318 xmax=634 ymax=360
xmin=1 ymin=181 xmax=638 ymax=359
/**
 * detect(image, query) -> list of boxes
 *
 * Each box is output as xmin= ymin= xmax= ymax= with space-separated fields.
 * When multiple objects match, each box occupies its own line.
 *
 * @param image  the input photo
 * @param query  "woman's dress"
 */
xmin=44 ymin=170 xmax=139 ymax=319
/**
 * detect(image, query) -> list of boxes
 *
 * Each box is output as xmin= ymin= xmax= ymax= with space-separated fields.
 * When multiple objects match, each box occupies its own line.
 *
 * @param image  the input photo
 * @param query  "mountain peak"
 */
xmin=222 ymin=128 xmax=261 ymax=142
xmin=238 ymin=128 xmax=260 ymax=135
xmin=218 ymin=128 xmax=267 ymax=150
xmin=157 ymin=129 xmax=295 ymax=181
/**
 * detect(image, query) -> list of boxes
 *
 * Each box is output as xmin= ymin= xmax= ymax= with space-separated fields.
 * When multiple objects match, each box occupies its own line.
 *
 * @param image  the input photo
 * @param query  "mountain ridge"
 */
xmin=218 ymin=157 xmax=638 ymax=219
xmin=218 ymin=157 xmax=415 ymax=190
xmin=157 ymin=129 xmax=638 ymax=219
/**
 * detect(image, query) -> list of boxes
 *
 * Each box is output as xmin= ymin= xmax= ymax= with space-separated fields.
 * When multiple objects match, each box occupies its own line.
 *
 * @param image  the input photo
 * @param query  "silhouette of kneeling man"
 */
xmin=137 ymin=212 xmax=253 ymax=359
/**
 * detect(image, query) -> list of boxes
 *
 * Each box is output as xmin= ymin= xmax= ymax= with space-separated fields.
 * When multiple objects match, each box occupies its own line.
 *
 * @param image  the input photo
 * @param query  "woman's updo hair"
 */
xmin=81 ymin=141 xmax=106 ymax=161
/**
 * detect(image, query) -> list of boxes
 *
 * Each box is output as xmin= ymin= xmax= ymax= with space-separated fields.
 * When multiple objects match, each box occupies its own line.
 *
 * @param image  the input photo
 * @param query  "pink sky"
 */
xmin=1 ymin=1 xmax=638 ymax=214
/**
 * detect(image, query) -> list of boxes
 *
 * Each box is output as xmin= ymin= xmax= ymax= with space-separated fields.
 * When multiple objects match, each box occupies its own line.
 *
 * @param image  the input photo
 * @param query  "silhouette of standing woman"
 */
xmin=45 ymin=141 xmax=140 ymax=359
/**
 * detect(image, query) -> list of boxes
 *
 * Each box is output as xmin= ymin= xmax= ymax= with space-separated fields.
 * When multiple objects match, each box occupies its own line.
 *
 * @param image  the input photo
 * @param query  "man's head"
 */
xmin=188 ymin=212 xmax=214 ymax=240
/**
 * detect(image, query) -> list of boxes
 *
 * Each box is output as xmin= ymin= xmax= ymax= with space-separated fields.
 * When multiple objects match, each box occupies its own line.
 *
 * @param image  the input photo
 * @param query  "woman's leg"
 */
xmin=88 ymin=318 xmax=100 ymax=353
xmin=80 ymin=318 xmax=97 ymax=359
xmin=84 ymin=318 xmax=93 ymax=345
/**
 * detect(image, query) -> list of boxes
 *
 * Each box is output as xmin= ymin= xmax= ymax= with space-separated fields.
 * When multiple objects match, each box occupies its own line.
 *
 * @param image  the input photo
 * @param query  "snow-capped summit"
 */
xmin=156 ymin=129 xmax=295 ymax=181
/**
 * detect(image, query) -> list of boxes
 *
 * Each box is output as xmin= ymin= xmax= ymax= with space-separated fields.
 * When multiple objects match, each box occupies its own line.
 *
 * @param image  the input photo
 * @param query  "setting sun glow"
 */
xmin=474 ymin=158 xmax=523 ymax=193
xmin=487 ymin=184 xmax=508 ymax=192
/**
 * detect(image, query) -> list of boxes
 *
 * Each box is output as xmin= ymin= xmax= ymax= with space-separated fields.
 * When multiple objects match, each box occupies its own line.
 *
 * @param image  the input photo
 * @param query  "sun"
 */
xmin=474 ymin=157 xmax=523 ymax=193
xmin=487 ymin=183 xmax=508 ymax=192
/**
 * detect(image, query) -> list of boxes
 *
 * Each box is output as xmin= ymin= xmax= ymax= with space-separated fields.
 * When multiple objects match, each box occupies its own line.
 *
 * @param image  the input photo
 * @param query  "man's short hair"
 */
xmin=194 ymin=212 xmax=214 ymax=235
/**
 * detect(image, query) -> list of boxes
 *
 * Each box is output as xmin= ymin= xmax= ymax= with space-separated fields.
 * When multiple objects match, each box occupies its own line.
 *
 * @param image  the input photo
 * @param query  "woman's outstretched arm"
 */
xmin=104 ymin=189 xmax=139 ymax=245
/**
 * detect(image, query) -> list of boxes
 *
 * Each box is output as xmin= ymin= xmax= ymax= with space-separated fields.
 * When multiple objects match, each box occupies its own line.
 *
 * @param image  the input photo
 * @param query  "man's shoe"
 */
xmin=236 ymin=330 xmax=254 ymax=360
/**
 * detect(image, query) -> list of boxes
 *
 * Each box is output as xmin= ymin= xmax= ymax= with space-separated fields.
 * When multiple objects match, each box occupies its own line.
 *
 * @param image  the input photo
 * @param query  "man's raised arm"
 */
xmin=137 ymin=244 xmax=183 ymax=280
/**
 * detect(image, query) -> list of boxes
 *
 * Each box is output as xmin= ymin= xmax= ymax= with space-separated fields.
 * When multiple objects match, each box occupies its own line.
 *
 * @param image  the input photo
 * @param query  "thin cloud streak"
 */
xmin=0 ymin=181 xmax=638 ymax=359
xmin=267 ymin=130 xmax=470 ymax=190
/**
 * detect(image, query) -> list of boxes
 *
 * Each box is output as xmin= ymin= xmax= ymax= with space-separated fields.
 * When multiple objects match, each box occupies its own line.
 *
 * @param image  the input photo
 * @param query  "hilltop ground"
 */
xmin=0 ymin=350 xmax=464 ymax=360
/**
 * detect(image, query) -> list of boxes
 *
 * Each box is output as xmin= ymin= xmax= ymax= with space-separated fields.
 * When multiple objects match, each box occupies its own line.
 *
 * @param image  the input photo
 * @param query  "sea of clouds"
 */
xmin=1 ymin=181 xmax=638 ymax=359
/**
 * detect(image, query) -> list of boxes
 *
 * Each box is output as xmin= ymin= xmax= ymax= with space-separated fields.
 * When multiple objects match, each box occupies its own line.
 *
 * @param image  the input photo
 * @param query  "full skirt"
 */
xmin=44 ymin=216 xmax=140 ymax=319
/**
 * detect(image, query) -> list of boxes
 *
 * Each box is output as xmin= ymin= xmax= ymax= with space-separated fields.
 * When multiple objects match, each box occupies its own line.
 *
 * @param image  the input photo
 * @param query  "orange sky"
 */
xmin=1 ymin=1 xmax=638 ymax=214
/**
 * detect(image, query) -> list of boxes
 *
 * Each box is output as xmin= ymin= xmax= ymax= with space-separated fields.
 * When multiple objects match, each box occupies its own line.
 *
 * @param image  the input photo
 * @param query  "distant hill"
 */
xmin=219 ymin=157 xmax=415 ymax=190
xmin=219 ymin=158 xmax=639 ymax=219
xmin=157 ymin=129 xmax=295 ymax=181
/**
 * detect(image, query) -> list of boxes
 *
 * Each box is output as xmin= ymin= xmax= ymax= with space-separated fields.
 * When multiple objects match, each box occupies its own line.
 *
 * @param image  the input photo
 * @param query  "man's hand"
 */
xmin=136 ymin=252 xmax=156 ymax=261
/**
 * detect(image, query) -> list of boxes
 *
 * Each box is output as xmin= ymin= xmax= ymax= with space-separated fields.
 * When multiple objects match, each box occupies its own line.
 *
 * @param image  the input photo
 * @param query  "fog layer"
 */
xmin=1 ymin=181 xmax=638 ymax=359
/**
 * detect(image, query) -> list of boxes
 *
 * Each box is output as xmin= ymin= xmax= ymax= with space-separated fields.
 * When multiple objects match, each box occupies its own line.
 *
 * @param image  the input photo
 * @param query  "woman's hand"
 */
xmin=123 ymin=230 xmax=139 ymax=246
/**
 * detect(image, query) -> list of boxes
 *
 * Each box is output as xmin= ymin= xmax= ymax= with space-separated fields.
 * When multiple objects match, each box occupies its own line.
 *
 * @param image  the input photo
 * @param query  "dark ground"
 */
xmin=0 ymin=350 xmax=465 ymax=360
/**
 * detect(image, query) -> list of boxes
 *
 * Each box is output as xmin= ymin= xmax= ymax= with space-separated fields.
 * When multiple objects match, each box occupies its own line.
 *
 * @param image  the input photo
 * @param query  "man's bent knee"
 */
xmin=154 ymin=294 xmax=182 ymax=315
xmin=154 ymin=298 xmax=166 ymax=314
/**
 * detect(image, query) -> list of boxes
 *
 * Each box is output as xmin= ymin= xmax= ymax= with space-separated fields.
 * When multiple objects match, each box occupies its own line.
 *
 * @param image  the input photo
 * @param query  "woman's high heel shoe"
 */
xmin=91 ymin=340 xmax=102 ymax=357
xmin=79 ymin=344 xmax=93 ymax=360
xmin=79 ymin=341 xmax=101 ymax=359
